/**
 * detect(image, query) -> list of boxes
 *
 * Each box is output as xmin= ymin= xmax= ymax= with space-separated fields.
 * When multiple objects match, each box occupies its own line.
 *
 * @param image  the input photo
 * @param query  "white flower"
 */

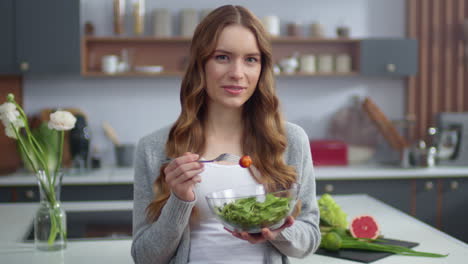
xmin=5 ymin=125 xmax=17 ymax=139
xmin=48 ymin=111 xmax=77 ymax=131
xmin=0 ymin=102 xmax=20 ymax=125
xmin=3 ymin=119 xmax=24 ymax=139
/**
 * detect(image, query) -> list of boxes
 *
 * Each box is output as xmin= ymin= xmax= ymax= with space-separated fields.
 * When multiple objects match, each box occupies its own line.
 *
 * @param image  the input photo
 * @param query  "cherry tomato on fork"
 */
xmin=239 ymin=155 xmax=252 ymax=168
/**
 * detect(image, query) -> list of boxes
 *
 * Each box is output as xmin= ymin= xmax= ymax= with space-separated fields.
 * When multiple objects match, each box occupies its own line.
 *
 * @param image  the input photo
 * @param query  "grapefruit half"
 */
xmin=349 ymin=215 xmax=380 ymax=239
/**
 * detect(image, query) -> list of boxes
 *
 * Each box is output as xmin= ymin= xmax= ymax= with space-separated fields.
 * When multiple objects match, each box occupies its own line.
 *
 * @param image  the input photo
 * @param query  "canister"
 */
xmin=299 ymin=55 xmax=316 ymax=73
xmin=113 ymin=0 xmax=125 ymax=35
xmin=153 ymin=8 xmax=171 ymax=37
xmin=310 ymin=22 xmax=325 ymax=38
xmin=318 ymin=54 xmax=334 ymax=73
xmin=132 ymin=0 xmax=145 ymax=36
xmin=335 ymin=54 xmax=352 ymax=73
xmin=262 ymin=15 xmax=280 ymax=36
xmin=180 ymin=8 xmax=198 ymax=37
xmin=200 ymin=8 xmax=213 ymax=21
xmin=287 ymin=22 xmax=302 ymax=37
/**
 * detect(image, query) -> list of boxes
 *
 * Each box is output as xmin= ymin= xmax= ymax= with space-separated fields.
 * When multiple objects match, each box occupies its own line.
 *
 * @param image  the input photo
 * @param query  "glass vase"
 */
xmin=34 ymin=170 xmax=67 ymax=251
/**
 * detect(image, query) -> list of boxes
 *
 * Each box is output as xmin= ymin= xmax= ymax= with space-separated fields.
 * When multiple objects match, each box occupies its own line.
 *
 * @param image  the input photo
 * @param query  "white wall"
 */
xmin=24 ymin=0 xmax=406 ymax=165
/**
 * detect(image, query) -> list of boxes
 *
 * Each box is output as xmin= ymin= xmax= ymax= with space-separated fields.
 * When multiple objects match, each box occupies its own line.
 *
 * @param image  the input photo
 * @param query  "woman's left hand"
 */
xmin=225 ymin=216 xmax=295 ymax=244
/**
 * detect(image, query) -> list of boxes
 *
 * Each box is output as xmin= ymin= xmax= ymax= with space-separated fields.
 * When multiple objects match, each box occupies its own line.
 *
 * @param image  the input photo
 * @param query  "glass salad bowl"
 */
xmin=205 ymin=183 xmax=300 ymax=233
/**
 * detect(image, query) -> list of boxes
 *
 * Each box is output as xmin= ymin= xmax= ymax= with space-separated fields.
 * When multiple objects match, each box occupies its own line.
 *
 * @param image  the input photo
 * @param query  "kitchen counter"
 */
xmin=0 ymin=167 xmax=135 ymax=186
xmin=1 ymin=165 xmax=467 ymax=186
xmin=0 ymin=195 xmax=466 ymax=263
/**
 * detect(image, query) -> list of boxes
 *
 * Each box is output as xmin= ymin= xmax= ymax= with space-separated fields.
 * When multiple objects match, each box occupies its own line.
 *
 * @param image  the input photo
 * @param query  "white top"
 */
xmin=189 ymin=162 xmax=265 ymax=264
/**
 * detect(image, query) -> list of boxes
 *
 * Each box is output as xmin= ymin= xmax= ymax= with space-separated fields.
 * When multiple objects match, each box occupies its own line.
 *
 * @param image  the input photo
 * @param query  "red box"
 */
xmin=310 ymin=140 xmax=348 ymax=166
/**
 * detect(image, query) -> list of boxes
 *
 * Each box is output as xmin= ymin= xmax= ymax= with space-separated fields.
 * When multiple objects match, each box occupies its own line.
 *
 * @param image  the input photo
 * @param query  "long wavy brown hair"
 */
xmin=146 ymin=5 xmax=298 ymax=222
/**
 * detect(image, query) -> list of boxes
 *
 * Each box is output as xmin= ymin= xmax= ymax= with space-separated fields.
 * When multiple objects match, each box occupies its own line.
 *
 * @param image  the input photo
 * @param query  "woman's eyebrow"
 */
xmin=214 ymin=49 xmax=261 ymax=57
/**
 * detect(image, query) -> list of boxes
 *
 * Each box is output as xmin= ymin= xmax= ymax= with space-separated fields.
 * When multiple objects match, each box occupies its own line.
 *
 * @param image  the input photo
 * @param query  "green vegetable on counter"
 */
xmin=321 ymin=231 xmax=447 ymax=258
xmin=318 ymin=194 xmax=448 ymax=258
xmin=319 ymin=193 xmax=348 ymax=229
xmin=216 ymin=193 xmax=291 ymax=230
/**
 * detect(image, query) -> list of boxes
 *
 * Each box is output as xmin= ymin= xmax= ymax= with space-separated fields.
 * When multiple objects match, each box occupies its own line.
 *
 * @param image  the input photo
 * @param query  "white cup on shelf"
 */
xmin=101 ymin=55 xmax=119 ymax=74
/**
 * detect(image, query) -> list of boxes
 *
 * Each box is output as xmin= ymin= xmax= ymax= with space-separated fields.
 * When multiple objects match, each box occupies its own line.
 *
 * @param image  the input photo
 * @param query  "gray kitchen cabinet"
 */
xmin=0 ymin=0 xmax=18 ymax=74
xmin=441 ymin=178 xmax=468 ymax=243
xmin=316 ymin=179 xmax=412 ymax=214
xmin=414 ymin=179 xmax=439 ymax=227
xmin=14 ymin=0 xmax=81 ymax=74
xmin=360 ymin=39 xmax=418 ymax=77
xmin=0 ymin=184 xmax=133 ymax=203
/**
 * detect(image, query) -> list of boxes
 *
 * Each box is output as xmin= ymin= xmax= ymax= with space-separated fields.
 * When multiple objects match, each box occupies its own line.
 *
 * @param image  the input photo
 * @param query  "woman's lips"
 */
xmin=222 ymin=85 xmax=245 ymax=95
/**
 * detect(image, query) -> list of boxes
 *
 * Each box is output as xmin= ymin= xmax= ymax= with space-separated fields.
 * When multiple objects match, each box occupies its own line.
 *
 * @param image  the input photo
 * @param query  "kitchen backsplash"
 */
xmin=23 ymin=76 xmax=404 ymax=166
xmin=24 ymin=0 xmax=406 ymax=166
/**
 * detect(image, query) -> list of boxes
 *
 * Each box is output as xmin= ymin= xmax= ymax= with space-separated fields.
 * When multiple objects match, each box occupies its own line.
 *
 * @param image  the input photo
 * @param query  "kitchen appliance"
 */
xmin=310 ymin=140 xmax=348 ymax=166
xmin=437 ymin=112 xmax=468 ymax=166
xmin=69 ymin=114 xmax=91 ymax=172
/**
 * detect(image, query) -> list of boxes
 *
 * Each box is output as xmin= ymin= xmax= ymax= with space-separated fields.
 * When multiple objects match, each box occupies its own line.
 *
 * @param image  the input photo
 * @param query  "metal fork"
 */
xmin=164 ymin=153 xmax=240 ymax=164
xmin=198 ymin=153 xmax=239 ymax=163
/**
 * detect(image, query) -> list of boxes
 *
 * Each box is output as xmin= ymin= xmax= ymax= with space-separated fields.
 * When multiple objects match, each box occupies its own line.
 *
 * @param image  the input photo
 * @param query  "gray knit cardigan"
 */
xmin=131 ymin=122 xmax=321 ymax=264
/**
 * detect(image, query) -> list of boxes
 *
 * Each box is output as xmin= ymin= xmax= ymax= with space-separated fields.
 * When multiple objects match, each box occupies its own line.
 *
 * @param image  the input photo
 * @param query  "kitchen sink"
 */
xmin=24 ymin=210 xmax=132 ymax=241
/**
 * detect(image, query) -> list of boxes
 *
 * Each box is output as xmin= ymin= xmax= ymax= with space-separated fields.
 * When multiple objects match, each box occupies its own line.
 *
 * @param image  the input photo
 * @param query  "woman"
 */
xmin=131 ymin=5 xmax=320 ymax=264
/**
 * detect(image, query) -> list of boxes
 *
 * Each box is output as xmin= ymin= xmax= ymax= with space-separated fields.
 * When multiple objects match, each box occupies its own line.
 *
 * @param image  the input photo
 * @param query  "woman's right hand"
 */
xmin=164 ymin=152 xmax=204 ymax=201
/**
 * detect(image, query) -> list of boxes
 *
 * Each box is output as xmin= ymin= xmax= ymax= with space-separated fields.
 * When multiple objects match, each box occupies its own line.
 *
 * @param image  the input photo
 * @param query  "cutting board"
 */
xmin=316 ymin=238 xmax=419 ymax=263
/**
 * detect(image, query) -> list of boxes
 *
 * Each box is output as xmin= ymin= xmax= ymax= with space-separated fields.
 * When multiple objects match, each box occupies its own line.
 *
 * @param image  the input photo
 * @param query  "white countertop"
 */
xmin=0 ymin=167 xmax=135 ymax=186
xmin=0 ymin=195 xmax=466 ymax=263
xmin=314 ymin=165 xmax=468 ymax=180
xmin=1 ymin=165 xmax=467 ymax=186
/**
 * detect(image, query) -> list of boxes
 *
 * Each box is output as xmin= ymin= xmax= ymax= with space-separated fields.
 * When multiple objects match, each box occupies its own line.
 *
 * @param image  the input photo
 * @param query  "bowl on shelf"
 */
xmin=205 ymin=183 xmax=300 ymax=233
xmin=134 ymin=65 xmax=164 ymax=74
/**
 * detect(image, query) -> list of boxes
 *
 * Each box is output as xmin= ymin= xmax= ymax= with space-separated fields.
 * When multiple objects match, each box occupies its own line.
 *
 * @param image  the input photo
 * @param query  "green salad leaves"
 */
xmin=216 ymin=193 xmax=291 ymax=230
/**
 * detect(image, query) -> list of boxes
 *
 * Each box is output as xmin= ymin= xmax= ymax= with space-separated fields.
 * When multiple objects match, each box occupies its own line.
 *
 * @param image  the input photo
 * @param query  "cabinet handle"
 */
xmin=324 ymin=184 xmax=334 ymax=193
xmin=425 ymin=181 xmax=434 ymax=191
xmin=20 ymin=62 xmax=29 ymax=71
xmin=386 ymin=63 xmax=396 ymax=73
xmin=25 ymin=190 xmax=35 ymax=199
xmin=450 ymin=181 xmax=459 ymax=190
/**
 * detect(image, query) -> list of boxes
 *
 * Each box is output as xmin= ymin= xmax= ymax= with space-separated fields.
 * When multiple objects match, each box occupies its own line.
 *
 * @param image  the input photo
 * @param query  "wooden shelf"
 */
xmin=84 ymin=36 xmax=192 ymax=43
xmin=81 ymin=36 xmax=361 ymax=77
xmin=83 ymin=71 xmax=359 ymax=78
xmin=84 ymin=36 xmax=360 ymax=44
xmin=277 ymin=71 xmax=359 ymax=77
xmin=271 ymin=37 xmax=361 ymax=44
xmin=83 ymin=71 xmax=183 ymax=77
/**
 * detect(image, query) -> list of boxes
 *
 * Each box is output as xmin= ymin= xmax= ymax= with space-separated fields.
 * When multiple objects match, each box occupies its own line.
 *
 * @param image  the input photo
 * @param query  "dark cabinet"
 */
xmin=15 ymin=0 xmax=81 ymax=74
xmin=441 ymin=178 xmax=468 ymax=243
xmin=0 ymin=0 xmax=81 ymax=75
xmin=414 ymin=178 xmax=468 ymax=243
xmin=0 ymin=0 xmax=18 ymax=74
xmin=316 ymin=179 xmax=412 ymax=214
xmin=414 ymin=179 xmax=438 ymax=227
xmin=0 ymin=184 xmax=133 ymax=202
xmin=360 ymin=39 xmax=418 ymax=77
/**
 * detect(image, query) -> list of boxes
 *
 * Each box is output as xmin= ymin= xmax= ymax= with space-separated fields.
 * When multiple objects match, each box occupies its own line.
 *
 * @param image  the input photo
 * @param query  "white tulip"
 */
xmin=5 ymin=125 xmax=17 ymax=139
xmin=0 ymin=102 xmax=20 ymax=125
xmin=48 ymin=111 xmax=77 ymax=131
xmin=3 ymin=119 xmax=25 ymax=139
